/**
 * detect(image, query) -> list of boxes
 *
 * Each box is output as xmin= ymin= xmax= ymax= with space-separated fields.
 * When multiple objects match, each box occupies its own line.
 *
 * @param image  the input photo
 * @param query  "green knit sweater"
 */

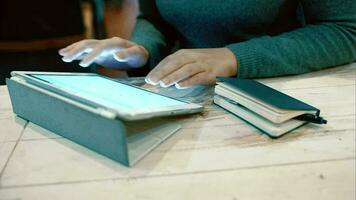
xmin=130 ymin=0 xmax=356 ymax=78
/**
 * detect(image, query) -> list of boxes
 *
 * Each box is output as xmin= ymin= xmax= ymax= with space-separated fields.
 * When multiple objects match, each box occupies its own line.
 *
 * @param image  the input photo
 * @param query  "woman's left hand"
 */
xmin=145 ymin=48 xmax=238 ymax=89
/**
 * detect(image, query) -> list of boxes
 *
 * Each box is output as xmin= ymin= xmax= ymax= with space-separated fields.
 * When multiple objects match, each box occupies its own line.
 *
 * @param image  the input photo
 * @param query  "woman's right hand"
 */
xmin=58 ymin=37 xmax=149 ymax=69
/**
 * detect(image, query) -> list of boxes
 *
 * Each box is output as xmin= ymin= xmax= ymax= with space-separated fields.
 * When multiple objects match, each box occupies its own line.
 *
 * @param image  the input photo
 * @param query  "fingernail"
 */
xmin=146 ymin=77 xmax=159 ymax=85
xmin=79 ymin=62 xmax=89 ymax=67
xmin=147 ymin=76 xmax=159 ymax=85
xmin=160 ymin=81 xmax=170 ymax=88
xmin=114 ymin=53 xmax=126 ymax=62
xmin=114 ymin=54 xmax=122 ymax=61
xmin=175 ymin=83 xmax=183 ymax=89
xmin=162 ymin=80 xmax=175 ymax=88
xmin=175 ymin=83 xmax=189 ymax=89
xmin=145 ymin=77 xmax=153 ymax=84
xmin=62 ymin=57 xmax=72 ymax=62
xmin=145 ymin=77 xmax=154 ymax=85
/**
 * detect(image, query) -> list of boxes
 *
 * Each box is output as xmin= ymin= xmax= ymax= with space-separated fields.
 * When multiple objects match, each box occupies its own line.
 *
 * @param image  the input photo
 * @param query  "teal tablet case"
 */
xmin=6 ymin=78 xmax=181 ymax=166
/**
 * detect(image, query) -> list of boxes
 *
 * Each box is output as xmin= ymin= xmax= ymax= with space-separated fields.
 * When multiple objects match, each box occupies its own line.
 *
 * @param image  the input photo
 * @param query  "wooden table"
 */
xmin=0 ymin=63 xmax=355 ymax=200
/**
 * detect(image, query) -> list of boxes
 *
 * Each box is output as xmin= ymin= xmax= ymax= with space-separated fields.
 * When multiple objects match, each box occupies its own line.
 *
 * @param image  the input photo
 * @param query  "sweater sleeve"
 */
xmin=226 ymin=0 xmax=356 ymax=78
xmin=129 ymin=0 xmax=176 ymax=70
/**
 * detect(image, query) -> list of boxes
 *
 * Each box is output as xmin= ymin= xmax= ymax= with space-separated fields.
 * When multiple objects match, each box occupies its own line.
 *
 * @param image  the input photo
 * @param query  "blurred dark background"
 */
xmin=0 ymin=0 xmax=138 ymax=85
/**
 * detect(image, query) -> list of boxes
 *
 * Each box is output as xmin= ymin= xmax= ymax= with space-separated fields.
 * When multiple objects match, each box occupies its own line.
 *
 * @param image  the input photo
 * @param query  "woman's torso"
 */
xmin=155 ymin=0 xmax=304 ymax=48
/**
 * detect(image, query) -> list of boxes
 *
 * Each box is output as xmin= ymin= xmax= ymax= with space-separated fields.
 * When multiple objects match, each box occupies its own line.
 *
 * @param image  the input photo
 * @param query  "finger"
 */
xmin=176 ymin=72 xmax=216 ymax=89
xmin=59 ymin=45 xmax=76 ymax=56
xmin=59 ymin=39 xmax=95 ymax=55
xmin=59 ymin=43 xmax=79 ymax=55
xmin=147 ymin=56 xmax=194 ymax=85
xmin=113 ymin=45 xmax=148 ymax=68
xmin=79 ymin=45 xmax=106 ymax=67
xmin=113 ymin=45 xmax=141 ymax=62
xmin=160 ymin=62 xmax=204 ymax=87
xmin=77 ymin=37 xmax=131 ymax=67
xmin=61 ymin=42 xmax=93 ymax=63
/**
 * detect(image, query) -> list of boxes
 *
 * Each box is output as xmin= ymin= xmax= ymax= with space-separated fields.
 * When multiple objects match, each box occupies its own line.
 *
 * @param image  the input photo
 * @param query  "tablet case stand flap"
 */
xmin=218 ymin=77 xmax=319 ymax=112
xmin=6 ymin=78 xmax=180 ymax=166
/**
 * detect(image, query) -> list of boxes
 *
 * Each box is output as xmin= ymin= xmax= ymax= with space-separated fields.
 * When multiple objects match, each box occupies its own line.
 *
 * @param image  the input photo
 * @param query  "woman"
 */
xmin=59 ymin=0 xmax=356 ymax=89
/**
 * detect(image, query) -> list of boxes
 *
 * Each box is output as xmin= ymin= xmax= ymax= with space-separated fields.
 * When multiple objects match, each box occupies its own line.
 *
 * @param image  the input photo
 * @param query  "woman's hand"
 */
xmin=145 ymin=48 xmax=238 ymax=89
xmin=59 ymin=37 xmax=149 ymax=69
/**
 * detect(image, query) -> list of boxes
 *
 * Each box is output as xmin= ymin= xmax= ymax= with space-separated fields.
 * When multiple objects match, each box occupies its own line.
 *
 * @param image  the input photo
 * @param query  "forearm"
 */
xmin=129 ymin=0 xmax=177 ymax=69
xmin=227 ymin=0 xmax=356 ymax=78
xmin=130 ymin=19 xmax=171 ymax=69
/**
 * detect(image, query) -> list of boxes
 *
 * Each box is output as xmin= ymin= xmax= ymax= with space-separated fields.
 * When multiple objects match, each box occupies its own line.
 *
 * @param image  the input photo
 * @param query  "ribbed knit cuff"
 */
xmin=226 ymin=41 xmax=264 ymax=78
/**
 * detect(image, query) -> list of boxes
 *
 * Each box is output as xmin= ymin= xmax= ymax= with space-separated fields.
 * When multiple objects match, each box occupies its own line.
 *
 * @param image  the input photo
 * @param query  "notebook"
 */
xmin=214 ymin=78 xmax=327 ymax=137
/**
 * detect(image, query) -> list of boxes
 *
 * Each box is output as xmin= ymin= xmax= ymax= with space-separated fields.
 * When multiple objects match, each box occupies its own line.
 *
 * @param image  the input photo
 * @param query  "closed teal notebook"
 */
xmin=218 ymin=77 xmax=319 ymax=113
xmin=215 ymin=78 xmax=326 ymax=137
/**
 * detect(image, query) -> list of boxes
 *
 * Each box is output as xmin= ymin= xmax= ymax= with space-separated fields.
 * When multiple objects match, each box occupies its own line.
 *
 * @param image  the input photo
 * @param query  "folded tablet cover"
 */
xmin=6 ymin=78 xmax=180 ymax=166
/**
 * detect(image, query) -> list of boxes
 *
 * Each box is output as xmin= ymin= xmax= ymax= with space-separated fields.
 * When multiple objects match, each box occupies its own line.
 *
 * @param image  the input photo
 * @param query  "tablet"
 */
xmin=11 ymin=71 xmax=203 ymax=121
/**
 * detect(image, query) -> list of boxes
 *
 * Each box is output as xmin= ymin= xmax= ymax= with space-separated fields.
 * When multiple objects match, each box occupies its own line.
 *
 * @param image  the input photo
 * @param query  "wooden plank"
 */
xmin=258 ymin=63 xmax=356 ymax=90
xmin=0 ymin=117 xmax=27 ymax=143
xmin=280 ymin=85 xmax=355 ymax=117
xmin=0 ymin=159 xmax=354 ymax=200
xmin=158 ymin=114 xmax=356 ymax=152
xmin=0 ymin=86 xmax=14 ymax=120
xmin=21 ymin=122 xmax=62 ymax=141
xmin=0 ymin=137 xmax=129 ymax=187
xmin=0 ymin=85 xmax=28 ymax=143
xmin=0 ymin=121 xmax=353 ymax=187
xmin=0 ymin=86 xmax=12 ymax=110
xmin=0 ymin=86 xmax=27 ymax=175
xmin=0 ymin=142 xmax=17 ymax=175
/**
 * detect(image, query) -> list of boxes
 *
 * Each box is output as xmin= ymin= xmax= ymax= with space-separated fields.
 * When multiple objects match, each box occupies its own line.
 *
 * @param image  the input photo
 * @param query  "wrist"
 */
xmin=138 ymin=45 xmax=149 ymax=61
xmin=223 ymin=48 xmax=238 ymax=76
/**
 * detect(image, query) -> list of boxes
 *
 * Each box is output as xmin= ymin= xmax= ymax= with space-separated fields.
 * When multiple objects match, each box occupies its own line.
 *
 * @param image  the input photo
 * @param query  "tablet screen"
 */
xmin=30 ymin=74 xmax=186 ymax=111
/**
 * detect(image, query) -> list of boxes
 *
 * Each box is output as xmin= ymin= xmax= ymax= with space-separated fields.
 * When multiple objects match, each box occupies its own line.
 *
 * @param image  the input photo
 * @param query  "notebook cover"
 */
xmin=213 ymin=95 xmax=308 ymax=138
xmin=217 ymin=77 xmax=320 ymax=114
